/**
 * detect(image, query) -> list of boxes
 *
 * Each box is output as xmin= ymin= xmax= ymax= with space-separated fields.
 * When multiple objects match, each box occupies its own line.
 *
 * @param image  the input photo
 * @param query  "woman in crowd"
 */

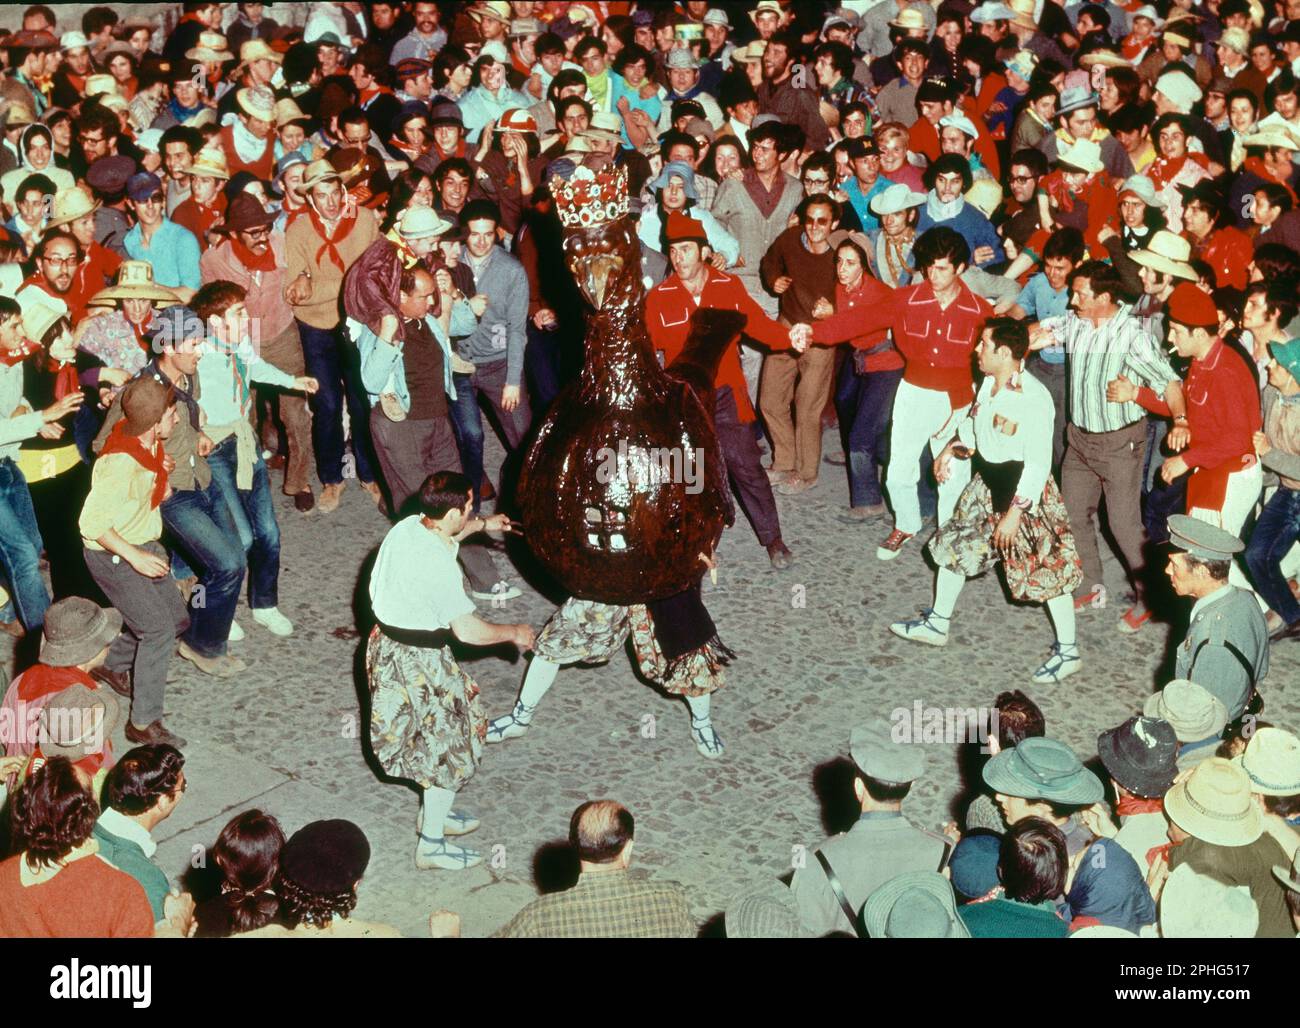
xmin=195 ymin=809 xmax=286 ymax=938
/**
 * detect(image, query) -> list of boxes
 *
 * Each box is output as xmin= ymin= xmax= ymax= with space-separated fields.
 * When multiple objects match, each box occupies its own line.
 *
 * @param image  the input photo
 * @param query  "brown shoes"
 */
xmin=294 ymin=489 xmax=315 ymax=513
xmin=91 ymin=666 xmax=132 ymax=697
xmin=318 ymin=481 xmax=345 ymax=513
xmin=177 ymin=641 xmax=247 ymax=677
xmin=767 ymin=539 xmax=795 ymax=570
xmin=360 ymin=480 xmax=384 ymax=508
xmin=125 ymin=720 xmax=187 ymax=748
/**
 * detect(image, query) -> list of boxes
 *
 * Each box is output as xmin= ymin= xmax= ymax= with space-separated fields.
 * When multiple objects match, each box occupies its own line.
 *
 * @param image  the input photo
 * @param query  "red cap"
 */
xmin=498 ymin=108 xmax=538 ymax=134
xmin=663 ymin=210 xmax=708 ymax=245
xmin=1167 ymin=282 xmax=1219 ymax=328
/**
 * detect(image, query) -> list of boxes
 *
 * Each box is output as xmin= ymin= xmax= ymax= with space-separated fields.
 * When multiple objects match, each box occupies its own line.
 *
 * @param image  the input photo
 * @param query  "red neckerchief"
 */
xmin=1149 ymin=153 xmax=1188 ymax=189
xmin=46 ymin=354 xmax=79 ymax=400
xmin=1147 ymin=836 xmax=1184 ymax=869
xmin=389 ymin=136 xmax=426 ymax=161
xmin=1121 ymin=34 xmax=1152 ymax=61
xmin=308 ymin=204 xmax=359 ymax=273
xmin=16 ymin=664 xmax=96 ymax=702
xmin=1117 ymin=794 xmax=1164 ymax=817
xmin=130 ymin=319 xmax=153 ymax=354
xmin=65 ymin=71 xmax=86 ymax=93
xmin=435 ymin=139 xmax=467 ymax=161
xmin=0 ymin=340 xmax=39 ymax=367
xmin=359 ymin=84 xmax=393 ymax=108
xmin=99 ymin=419 xmax=168 ymax=508
xmin=231 ymin=235 xmax=277 ymax=272
xmin=1244 ymin=156 xmax=1299 ymax=205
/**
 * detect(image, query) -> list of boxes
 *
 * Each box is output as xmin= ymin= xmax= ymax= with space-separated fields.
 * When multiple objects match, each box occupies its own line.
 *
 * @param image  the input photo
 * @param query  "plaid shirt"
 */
xmin=495 ymin=869 xmax=695 ymax=938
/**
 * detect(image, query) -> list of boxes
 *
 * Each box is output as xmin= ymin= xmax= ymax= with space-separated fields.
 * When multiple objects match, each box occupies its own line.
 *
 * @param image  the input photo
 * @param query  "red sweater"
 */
xmin=810 ymin=275 xmax=904 ymax=373
xmin=0 ymin=851 xmax=154 ymax=937
xmin=645 ymin=266 xmax=793 ymax=424
xmin=1138 ymin=339 xmax=1261 ymax=511
xmin=853 ymin=279 xmax=991 ymax=408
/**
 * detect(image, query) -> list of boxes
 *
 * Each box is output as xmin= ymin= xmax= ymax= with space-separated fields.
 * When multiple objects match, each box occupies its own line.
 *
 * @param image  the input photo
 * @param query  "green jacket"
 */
xmin=93 ymin=819 xmax=168 ymax=922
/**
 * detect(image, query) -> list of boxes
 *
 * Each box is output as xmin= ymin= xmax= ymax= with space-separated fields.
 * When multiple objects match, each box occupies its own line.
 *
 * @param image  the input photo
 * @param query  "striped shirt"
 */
xmin=1042 ymin=303 xmax=1177 ymax=433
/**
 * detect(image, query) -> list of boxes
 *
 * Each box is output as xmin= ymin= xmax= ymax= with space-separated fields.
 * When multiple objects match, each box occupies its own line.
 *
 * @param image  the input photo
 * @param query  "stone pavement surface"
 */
xmin=4 ymin=429 xmax=1297 ymax=938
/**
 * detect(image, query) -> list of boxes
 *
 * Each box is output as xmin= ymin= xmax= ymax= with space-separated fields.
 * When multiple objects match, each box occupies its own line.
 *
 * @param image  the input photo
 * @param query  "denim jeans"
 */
xmin=161 ymin=479 xmax=246 ymax=658
xmin=1245 ymin=486 xmax=1300 ymax=626
xmin=206 ymin=437 xmax=280 ymax=610
xmin=835 ymin=359 xmax=903 ymax=508
xmin=296 ymin=320 xmax=376 ymax=486
xmin=525 ymin=322 xmax=562 ymax=414
xmin=448 ymin=359 xmax=532 ymax=512
xmin=0 ymin=457 xmax=49 ymax=630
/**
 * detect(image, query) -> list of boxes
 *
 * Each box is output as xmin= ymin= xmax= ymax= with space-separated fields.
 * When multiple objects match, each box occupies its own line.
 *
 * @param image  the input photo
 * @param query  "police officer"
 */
xmin=1166 ymin=515 xmax=1269 ymax=721
xmin=790 ymin=719 xmax=949 ymax=936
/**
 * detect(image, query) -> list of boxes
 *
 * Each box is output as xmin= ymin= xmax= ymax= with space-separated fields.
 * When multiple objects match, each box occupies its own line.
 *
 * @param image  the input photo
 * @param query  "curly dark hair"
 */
xmin=211 ymin=809 xmax=285 ymax=935
xmin=11 ymin=756 xmax=100 ymax=872
xmin=276 ymin=872 xmax=359 ymax=929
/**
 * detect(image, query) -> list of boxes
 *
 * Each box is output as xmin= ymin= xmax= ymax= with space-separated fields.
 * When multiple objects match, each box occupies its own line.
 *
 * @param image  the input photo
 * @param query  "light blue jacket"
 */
xmin=353 ymin=303 xmax=475 ymax=412
xmin=457 ymin=84 xmax=533 ymax=144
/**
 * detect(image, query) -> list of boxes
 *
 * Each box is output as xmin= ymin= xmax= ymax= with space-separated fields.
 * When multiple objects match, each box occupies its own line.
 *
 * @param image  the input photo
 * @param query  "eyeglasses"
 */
xmin=803 ymin=176 xmax=831 ymax=186
xmin=136 ymin=195 xmax=164 ymax=206
xmin=1009 ymin=174 xmax=1035 ymax=183
xmin=79 ymin=133 xmax=105 ymax=145
xmin=243 ymin=227 xmax=271 ymax=239
xmin=42 ymin=254 xmax=78 ymax=266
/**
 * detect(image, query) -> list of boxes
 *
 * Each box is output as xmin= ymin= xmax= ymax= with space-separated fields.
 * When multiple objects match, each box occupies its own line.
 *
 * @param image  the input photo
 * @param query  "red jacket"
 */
xmin=810 ymin=275 xmax=903 ymax=373
xmin=645 ymin=266 xmax=793 ymax=424
xmin=1192 ymin=226 xmax=1253 ymax=291
xmin=909 ymin=107 xmax=1001 ymax=180
xmin=854 ymin=279 xmax=991 ymax=408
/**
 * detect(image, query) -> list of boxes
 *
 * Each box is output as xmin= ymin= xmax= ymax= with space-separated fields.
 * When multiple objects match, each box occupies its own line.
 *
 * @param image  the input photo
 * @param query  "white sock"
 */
xmin=932 ymin=567 xmax=965 ymax=621
xmin=419 ymin=786 xmax=457 ymax=844
xmin=1045 ymin=595 xmax=1077 ymax=649
xmin=686 ymin=693 xmax=712 ymax=724
xmin=517 ymin=657 xmax=559 ymax=713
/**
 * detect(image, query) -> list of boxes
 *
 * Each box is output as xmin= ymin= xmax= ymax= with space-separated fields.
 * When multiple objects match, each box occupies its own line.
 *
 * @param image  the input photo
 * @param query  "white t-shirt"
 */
xmin=370 ymin=516 xmax=475 ymax=633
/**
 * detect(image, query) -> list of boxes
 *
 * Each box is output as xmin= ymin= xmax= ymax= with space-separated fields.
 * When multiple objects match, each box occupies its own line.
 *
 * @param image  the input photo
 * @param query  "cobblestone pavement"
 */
xmin=6 ymin=429 xmax=1297 ymax=937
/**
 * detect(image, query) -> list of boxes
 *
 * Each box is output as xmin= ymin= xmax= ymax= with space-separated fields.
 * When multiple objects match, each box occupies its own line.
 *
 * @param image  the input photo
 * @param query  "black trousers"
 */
xmin=714 ymin=386 xmax=781 ymax=548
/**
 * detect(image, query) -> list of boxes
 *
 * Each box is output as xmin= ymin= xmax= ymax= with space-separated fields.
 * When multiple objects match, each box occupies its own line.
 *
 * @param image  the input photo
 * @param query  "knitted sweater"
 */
xmin=711 ymin=171 xmax=803 ymax=292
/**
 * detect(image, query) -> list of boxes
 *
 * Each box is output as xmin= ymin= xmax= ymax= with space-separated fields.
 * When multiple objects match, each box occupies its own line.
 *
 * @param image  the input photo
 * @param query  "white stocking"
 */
xmin=419 ymin=785 xmax=456 ymax=844
xmin=933 ymin=567 xmax=966 ymax=620
xmin=686 ymin=693 xmax=712 ymax=724
xmin=1045 ymin=594 xmax=1077 ymax=648
xmin=518 ymin=657 xmax=559 ymax=712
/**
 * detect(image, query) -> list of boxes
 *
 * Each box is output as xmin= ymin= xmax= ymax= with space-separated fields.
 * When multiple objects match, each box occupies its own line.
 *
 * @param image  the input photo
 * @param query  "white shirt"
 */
xmin=97 ymin=806 xmax=157 ymax=859
xmin=956 ymin=368 xmax=1056 ymax=512
xmin=370 ymin=516 xmax=476 ymax=633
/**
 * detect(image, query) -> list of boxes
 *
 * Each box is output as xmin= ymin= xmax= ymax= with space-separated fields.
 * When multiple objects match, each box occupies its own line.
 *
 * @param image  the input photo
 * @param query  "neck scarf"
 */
xmin=17 ymin=664 xmax=96 ymax=703
xmin=926 ymin=190 xmax=964 ymax=222
xmin=99 ymin=419 xmax=168 ymax=508
xmin=0 ymin=340 xmax=39 ymax=367
xmin=231 ymin=235 xmax=277 ymax=272
xmin=1243 ymin=155 xmax=1299 ymax=205
xmin=308 ymin=203 xmax=359 ymax=273
xmin=229 ymin=119 xmax=269 ymax=165
xmin=882 ymin=227 xmax=916 ymax=287
xmin=1116 ymin=794 xmax=1164 ymax=817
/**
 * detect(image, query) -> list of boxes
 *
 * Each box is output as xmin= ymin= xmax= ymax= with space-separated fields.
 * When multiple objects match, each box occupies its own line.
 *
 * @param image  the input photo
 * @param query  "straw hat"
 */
xmin=398 ymin=206 xmax=454 ymax=240
xmin=1241 ymin=124 xmax=1300 ymax=152
xmin=45 ymin=185 xmax=101 ymax=230
xmin=889 ymin=9 xmax=928 ymax=30
xmin=1078 ymin=49 xmax=1132 ymax=70
xmin=1235 ymin=727 xmax=1300 ymax=796
xmin=90 ymin=260 xmax=179 ymax=306
xmin=236 ymin=85 xmax=277 ymax=122
xmin=750 ymin=0 xmax=784 ymax=25
xmin=470 ymin=1 xmax=513 ymax=25
xmin=186 ymin=31 xmax=232 ymax=63
xmin=583 ymin=110 xmax=624 ymax=144
xmin=1057 ymin=137 xmax=1105 ymax=174
xmin=730 ymin=40 xmax=769 ymax=65
xmin=295 ymin=158 xmax=343 ymax=195
xmin=1 ymin=100 xmax=35 ymax=129
xmin=1008 ymin=0 xmax=1039 ymax=30
xmin=1164 ymin=758 xmax=1263 ymax=847
xmin=189 ymin=147 xmax=230 ymax=180
xmin=1128 ymin=229 xmax=1198 ymax=281
xmin=84 ymin=74 xmax=119 ymax=98
xmin=240 ymin=39 xmax=283 ymax=65
xmin=20 ymin=301 xmax=66 ymax=348
xmin=274 ymin=98 xmax=310 ymax=129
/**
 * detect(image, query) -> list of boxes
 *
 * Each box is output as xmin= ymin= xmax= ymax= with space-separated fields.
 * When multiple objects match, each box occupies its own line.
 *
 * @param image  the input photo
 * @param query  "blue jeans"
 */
xmin=206 ymin=437 xmax=280 ymax=610
xmin=449 ymin=371 xmax=486 ymax=512
xmin=525 ymin=322 xmax=562 ymax=413
xmin=835 ymin=359 xmax=903 ymax=508
xmin=0 ymin=457 xmax=49 ymax=630
xmin=1245 ymin=486 xmax=1300 ymax=626
xmin=161 ymin=479 xmax=246 ymax=658
xmin=297 ymin=320 xmax=376 ymax=486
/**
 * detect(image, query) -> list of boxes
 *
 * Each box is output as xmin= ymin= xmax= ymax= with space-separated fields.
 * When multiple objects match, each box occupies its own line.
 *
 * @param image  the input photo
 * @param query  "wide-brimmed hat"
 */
xmin=1097 ymin=715 xmax=1179 ymax=798
xmin=971 ymin=2 xmax=1016 ymax=24
xmin=1241 ymin=124 xmax=1300 ymax=152
xmin=1235 ymin=727 xmax=1300 ymax=797
xmin=398 ymin=206 xmax=454 ymax=240
xmin=666 ymin=48 xmax=702 ymax=71
xmin=730 ymin=40 xmax=769 ymax=65
xmin=650 ymin=160 xmax=699 ymax=200
xmin=236 ymin=85 xmax=277 ymax=122
xmin=189 ymin=147 xmax=230 ymax=180
xmin=40 ymin=597 xmax=123 ymax=667
xmin=1164 ymin=758 xmax=1262 ymax=846
xmin=274 ymin=98 xmax=310 ymax=130
xmin=279 ymin=819 xmax=371 ymax=894
xmin=889 ymin=8 xmax=929 ymax=30
xmin=38 ymin=682 xmax=121 ymax=762
xmin=1056 ymin=85 xmax=1100 ymax=116
xmin=862 ymin=871 xmax=970 ymax=939
xmin=45 ymin=185 xmax=101 ymax=230
xmin=1131 ymin=4 xmax=1162 ymax=24
xmin=1008 ymin=0 xmax=1039 ymax=30
xmin=240 ymin=39 xmax=282 ymax=65
xmin=60 ymin=31 xmax=90 ymax=53
xmin=470 ymin=1 xmax=513 ymax=26
xmin=84 ymin=74 xmax=120 ymax=99
xmin=90 ymin=260 xmax=179 ymax=306
xmin=1057 ymin=137 xmax=1104 ymax=173
xmin=1 ymin=100 xmax=36 ymax=129
xmin=1142 ymin=679 xmax=1229 ymax=742
xmin=1155 ymin=70 xmax=1202 ymax=114
xmin=1128 ymin=229 xmax=1197 ymax=281
xmin=1119 ymin=173 xmax=1165 ymax=209
xmin=706 ymin=9 xmax=734 ymax=29
xmin=1161 ymin=864 xmax=1259 ymax=937
xmin=295 ymin=158 xmax=343 ymax=196
xmin=750 ymin=0 xmax=784 ymax=24
xmin=186 ymin=31 xmax=232 ymax=63
xmin=982 ymin=737 xmax=1104 ymax=804
xmin=20 ymin=301 xmax=66 ymax=348
xmin=583 ymin=110 xmax=623 ymax=144
xmin=219 ymin=193 xmax=276 ymax=236
xmin=1078 ymin=49 xmax=1132 ymax=70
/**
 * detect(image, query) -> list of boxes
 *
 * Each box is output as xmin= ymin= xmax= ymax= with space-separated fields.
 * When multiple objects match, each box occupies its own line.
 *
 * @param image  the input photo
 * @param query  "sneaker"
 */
xmin=443 ymin=810 xmax=481 ymax=837
xmin=889 ymin=608 xmax=950 ymax=647
xmin=414 ymin=835 xmax=483 ymax=871
xmin=228 ymin=619 xmax=245 ymax=642
xmin=318 ymin=481 xmax=345 ymax=513
xmin=691 ymin=718 xmax=725 ymax=759
xmin=177 ymin=641 xmax=243 ymax=677
xmin=252 ymin=607 xmax=294 ymax=637
xmin=486 ymin=701 xmax=535 ymax=743
xmin=1116 ymin=604 xmax=1153 ymax=634
xmin=876 ymin=528 xmax=914 ymax=561
xmin=1073 ymin=584 xmax=1107 ymax=611
xmin=471 ymin=580 xmax=523 ymax=602
xmin=1031 ymin=643 xmax=1082 ymax=684
xmin=776 ymin=476 xmax=818 ymax=496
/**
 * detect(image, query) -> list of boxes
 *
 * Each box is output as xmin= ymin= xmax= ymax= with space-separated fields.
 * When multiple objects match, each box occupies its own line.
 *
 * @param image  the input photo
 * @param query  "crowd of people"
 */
xmin=0 ymin=0 xmax=1299 ymax=939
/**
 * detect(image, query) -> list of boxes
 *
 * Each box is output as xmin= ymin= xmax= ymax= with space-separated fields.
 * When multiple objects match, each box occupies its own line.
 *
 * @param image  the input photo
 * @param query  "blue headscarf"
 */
xmin=1063 ymin=838 xmax=1156 ymax=934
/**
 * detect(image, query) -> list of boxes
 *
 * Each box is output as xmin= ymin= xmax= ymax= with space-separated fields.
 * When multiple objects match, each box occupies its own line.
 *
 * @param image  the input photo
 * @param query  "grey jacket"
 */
xmin=1176 ymin=585 xmax=1269 ymax=721
xmin=458 ymin=245 xmax=529 ymax=388
xmin=711 ymin=172 xmax=802 ymax=294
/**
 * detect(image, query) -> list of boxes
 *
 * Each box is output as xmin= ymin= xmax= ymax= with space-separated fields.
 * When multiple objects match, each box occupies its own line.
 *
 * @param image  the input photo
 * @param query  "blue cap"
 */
xmin=126 ymin=171 xmax=163 ymax=203
xmin=949 ymin=832 xmax=1002 ymax=900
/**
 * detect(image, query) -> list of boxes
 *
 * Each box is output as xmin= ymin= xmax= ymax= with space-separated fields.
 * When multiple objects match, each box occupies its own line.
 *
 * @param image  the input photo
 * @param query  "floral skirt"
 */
xmin=366 ymin=627 xmax=486 ymax=791
xmin=534 ymin=597 xmax=725 ymax=698
xmin=927 ymin=474 xmax=1083 ymax=603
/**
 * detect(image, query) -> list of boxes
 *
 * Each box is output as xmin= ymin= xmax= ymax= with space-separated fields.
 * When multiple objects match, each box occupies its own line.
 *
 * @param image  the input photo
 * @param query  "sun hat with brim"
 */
xmin=84 ymin=74 xmax=120 ymax=100
xmin=971 ymin=3 xmax=1016 ymax=24
xmin=1241 ymin=125 xmax=1300 ymax=152
xmin=1078 ymin=49 xmax=1133 ymax=70
xmin=219 ymin=193 xmax=276 ymax=236
xmin=279 ymin=819 xmax=371 ymax=895
xmin=583 ymin=110 xmax=624 ymax=144
xmin=1161 ymin=864 xmax=1259 ymax=936
xmin=20 ymin=301 xmax=67 ymax=349
xmin=98 ymin=94 xmax=130 ymax=116
xmin=1142 ymin=680 xmax=1229 ymax=742
xmin=189 ymin=148 xmax=230 ymax=181
xmin=650 ymin=160 xmax=699 ymax=200
xmin=862 ymin=871 xmax=970 ymax=939
xmin=982 ymin=737 xmax=1105 ymax=804
xmin=706 ymin=8 xmax=734 ymax=29
xmin=295 ymin=158 xmax=343 ymax=196
xmin=274 ymin=98 xmax=310 ymax=130
xmin=1235 ymin=727 xmax=1300 ymax=797
xmin=1131 ymin=4 xmax=1162 ymax=24
xmin=39 ymin=597 xmax=123 ymax=668
xmin=90 ymin=260 xmax=179 ymax=306
xmin=1097 ymin=715 xmax=1179 ymax=798
xmin=1119 ymin=173 xmax=1165 ymax=209
xmin=1164 ymin=758 xmax=1263 ymax=847
xmin=471 ymin=1 xmax=513 ymax=25
xmin=102 ymin=41 xmax=138 ymax=63
xmin=38 ymin=682 xmax=121 ymax=762
xmin=1056 ymin=86 xmax=1100 ymax=116
xmin=186 ymin=31 xmax=232 ymax=63
xmin=237 ymin=86 xmax=277 ymax=122
xmin=1162 ymin=27 xmax=1196 ymax=50
xmin=60 ymin=31 xmax=90 ymax=52
xmin=1057 ymin=137 xmax=1104 ymax=173
xmin=1008 ymin=0 xmax=1039 ymax=31
xmin=750 ymin=0 xmax=784 ymax=24
xmin=2 ymin=101 xmax=36 ymax=129
xmin=1128 ymin=228 xmax=1197 ymax=280
xmin=183 ymin=108 xmax=217 ymax=130
xmin=731 ymin=41 xmax=769 ymax=65
xmin=240 ymin=39 xmax=283 ymax=65
xmin=666 ymin=48 xmax=702 ymax=71
xmin=890 ymin=9 xmax=929 ymax=30
xmin=398 ymin=206 xmax=454 ymax=241
xmin=45 ymin=185 xmax=101 ymax=230
xmin=1270 ymin=337 xmax=1300 ymax=384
